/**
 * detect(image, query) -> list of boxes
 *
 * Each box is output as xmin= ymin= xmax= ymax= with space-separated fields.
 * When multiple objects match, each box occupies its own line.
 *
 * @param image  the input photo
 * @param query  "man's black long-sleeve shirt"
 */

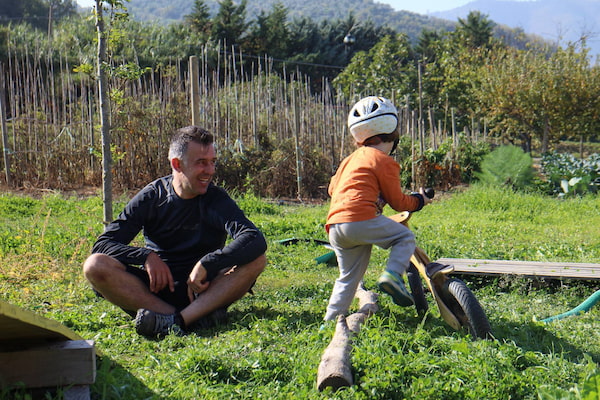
xmin=92 ymin=175 xmax=267 ymax=280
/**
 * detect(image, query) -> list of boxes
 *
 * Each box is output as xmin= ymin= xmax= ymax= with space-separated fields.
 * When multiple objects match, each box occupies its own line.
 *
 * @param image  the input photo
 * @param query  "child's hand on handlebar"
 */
xmin=419 ymin=187 xmax=434 ymax=205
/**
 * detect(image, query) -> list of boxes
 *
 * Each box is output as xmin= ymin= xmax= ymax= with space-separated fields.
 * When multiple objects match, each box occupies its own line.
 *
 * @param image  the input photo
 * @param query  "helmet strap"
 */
xmin=390 ymin=138 xmax=399 ymax=155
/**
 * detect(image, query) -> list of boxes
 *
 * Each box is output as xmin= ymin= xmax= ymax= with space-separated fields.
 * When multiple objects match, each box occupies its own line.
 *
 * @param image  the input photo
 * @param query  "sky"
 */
xmin=381 ymin=0 xmax=472 ymax=15
xmin=74 ymin=0 xmax=473 ymax=15
xmin=76 ymin=0 xmax=94 ymax=8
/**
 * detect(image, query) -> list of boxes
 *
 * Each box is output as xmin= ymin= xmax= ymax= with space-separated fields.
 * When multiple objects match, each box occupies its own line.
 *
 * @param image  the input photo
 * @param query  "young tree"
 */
xmin=476 ymin=44 xmax=600 ymax=153
xmin=456 ymin=10 xmax=495 ymax=49
xmin=185 ymin=0 xmax=211 ymax=37
xmin=93 ymin=0 xmax=129 ymax=222
xmin=333 ymin=34 xmax=415 ymax=101
xmin=244 ymin=1 xmax=289 ymax=59
xmin=211 ymin=0 xmax=248 ymax=47
xmin=95 ymin=0 xmax=113 ymax=223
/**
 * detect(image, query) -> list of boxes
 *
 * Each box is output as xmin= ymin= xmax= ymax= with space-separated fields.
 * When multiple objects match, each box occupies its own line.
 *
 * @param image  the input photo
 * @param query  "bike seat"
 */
xmin=426 ymin=262 xmax=454 ymax=279
xmin=389 ymin=211 xmax=411 ymax=224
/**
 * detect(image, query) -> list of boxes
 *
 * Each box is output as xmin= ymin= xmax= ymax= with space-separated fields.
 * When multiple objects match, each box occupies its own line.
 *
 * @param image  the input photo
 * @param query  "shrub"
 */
xmin=406 ymin=136 xmax=490 ymax=190
xmin=215 ymin=139 xmax=331 ymax=199
xmin=475 ymin=145 xmax=535 ymax=190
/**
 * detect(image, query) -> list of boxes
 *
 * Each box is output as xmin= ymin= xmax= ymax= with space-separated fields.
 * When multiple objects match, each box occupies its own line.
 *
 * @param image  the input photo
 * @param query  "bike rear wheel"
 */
xmin=441 ymin=278 xmax=492 ymax=339
xmin=407 ymin=263 xmax=428 ymax=316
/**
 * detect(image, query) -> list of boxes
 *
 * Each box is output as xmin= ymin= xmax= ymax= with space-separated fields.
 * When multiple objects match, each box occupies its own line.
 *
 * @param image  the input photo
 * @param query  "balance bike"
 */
xmin=391 ymin=192 xmax=493 ymax=339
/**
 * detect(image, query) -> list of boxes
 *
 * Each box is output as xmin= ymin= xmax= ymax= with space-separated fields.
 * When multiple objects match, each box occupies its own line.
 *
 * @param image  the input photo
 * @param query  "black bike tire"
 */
xmin=407 ymin=263 xmax=428 ymax=315
xmin=442 ymin=278 xmax=492 ymax=339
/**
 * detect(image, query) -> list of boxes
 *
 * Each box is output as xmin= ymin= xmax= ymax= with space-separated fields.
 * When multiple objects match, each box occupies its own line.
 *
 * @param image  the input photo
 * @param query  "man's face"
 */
xmin=173 ymin=142 xmax=216 ymax=199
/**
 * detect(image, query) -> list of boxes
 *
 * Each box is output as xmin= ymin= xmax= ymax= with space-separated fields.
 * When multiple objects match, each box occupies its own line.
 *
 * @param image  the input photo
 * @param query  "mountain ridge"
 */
xmin=430 ymin=0 xmax=600 ymax=58
xmin=124 ymin=0 xmax=599 ymax=58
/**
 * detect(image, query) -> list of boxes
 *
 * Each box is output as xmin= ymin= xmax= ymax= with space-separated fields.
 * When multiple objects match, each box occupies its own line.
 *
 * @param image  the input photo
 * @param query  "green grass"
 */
xmin=0 ymin=186 xmax=599 ymax=399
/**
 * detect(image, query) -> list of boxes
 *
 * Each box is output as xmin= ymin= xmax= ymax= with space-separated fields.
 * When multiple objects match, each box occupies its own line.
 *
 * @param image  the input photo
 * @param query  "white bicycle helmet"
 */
xmin=348 ymin=96 xmax=399 ymax=143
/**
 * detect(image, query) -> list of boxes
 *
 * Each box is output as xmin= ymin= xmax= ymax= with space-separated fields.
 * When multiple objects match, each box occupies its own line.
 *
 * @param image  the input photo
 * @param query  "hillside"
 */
xmin=125 ymin=0 xmax=456 ymax=42
xmin=433 ymin=0 xmax=600 ymax=59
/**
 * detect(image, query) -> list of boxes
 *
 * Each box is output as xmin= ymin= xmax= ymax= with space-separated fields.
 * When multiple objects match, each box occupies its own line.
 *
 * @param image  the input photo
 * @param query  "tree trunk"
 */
xmin=541 ymin=115 xmax=549 ymax=153
xmin=96 ymin=0 xmax=113 ymax=223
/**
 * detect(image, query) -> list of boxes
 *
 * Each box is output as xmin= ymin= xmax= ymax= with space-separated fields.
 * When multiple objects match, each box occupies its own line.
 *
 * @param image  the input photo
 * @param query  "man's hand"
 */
xmin=144 ymin=252 xmax=175 ymax=293
xmin=187 ymin=261 xmax=209 ymax=302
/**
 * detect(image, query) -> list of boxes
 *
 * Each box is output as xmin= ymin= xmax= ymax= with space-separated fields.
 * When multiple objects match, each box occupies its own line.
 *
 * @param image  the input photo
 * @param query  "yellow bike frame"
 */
xmin=390 ymin=212 xmax=462 ymax=330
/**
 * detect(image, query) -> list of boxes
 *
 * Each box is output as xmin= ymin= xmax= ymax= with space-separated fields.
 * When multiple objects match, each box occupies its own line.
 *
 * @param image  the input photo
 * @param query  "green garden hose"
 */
xmin=541 ymin=289 xmax=600 ymax=323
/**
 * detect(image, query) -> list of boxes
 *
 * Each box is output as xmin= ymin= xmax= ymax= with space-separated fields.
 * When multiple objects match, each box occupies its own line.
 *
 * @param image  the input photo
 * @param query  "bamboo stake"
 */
xmin=293 ymin=85 xmax=302 ymax=200
xmin=189 ymin=55 xmax=200 ymax=126
xmin=1 ymin=68 xmax=11 ymax=186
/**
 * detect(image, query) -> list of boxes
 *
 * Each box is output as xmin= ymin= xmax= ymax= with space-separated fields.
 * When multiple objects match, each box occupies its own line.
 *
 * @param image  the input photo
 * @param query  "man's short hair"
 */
xmin=168 ymin=126 xmax=214 ymax=161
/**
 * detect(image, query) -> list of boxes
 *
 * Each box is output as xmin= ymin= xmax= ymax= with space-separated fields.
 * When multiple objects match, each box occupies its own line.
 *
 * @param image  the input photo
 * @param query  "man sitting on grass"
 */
xmin=83 ymin=126 xmax=267 ymax=338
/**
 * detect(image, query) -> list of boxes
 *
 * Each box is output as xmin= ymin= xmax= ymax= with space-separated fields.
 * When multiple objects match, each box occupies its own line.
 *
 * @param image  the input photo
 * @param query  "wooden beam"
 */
xmin=437 ymin=258 xmax=600 ymax=280
xmin=0 ymin=340 xmax=96 ymax=389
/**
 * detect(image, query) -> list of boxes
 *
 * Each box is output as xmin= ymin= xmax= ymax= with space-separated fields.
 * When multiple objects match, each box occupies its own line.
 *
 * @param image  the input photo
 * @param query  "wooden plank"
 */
xmin=0 ymin=340 xmax=96 ymax=389
xmin=436 ymin=258 xmax=600 ymax=280
xmin=0 ymin=299 xmax=83 ymax=348
xmin=0 ymin=300 xmax=95 ymax=398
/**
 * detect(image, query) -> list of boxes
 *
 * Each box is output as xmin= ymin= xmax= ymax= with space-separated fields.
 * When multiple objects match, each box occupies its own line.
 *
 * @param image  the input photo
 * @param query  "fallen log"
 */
xmin=346 ymin=285 xmax=378 ymax=333
xmin=316 ymin=285 xmax=378 ymax=391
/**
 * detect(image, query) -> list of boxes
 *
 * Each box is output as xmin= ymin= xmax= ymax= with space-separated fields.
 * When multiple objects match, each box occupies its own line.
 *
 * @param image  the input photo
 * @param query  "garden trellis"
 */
xmin=0 ymin=42 xmax=475 ymax=197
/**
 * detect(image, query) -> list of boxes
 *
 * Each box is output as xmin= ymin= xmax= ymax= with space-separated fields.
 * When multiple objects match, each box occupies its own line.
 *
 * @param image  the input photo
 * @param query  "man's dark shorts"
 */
xmin=93 ymin=263 xmax=256 ymax=316
xmin=127 ymin=265 xmax=194 ymax=310
xmin=93 ymin=265 xmax=192 ymax=313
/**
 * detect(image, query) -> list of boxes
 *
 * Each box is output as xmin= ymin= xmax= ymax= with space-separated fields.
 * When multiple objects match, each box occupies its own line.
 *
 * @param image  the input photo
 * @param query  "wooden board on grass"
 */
xmin=436 ymin=258 xmax=600 ymax=280
xmin=0 ymin=299 xmax=83 ymax=347
xmin=0 ymin=299 xmax=96 ymax=394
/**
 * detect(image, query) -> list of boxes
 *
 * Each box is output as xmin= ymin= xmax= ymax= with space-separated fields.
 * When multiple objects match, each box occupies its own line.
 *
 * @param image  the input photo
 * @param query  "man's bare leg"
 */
xmin=83 ymin=253 xmax=176 ymax=315
xmin=179 ymin=254 xmax=266 ymax=326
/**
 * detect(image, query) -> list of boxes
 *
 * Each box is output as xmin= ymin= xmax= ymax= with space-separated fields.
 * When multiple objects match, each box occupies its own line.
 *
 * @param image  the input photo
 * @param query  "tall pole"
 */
xmin=293 ymin=85 xmax=302 ymax=201
xmin=0 ymin=68 xmax=10 ymax=187
xmin=189 ymin=55 xmax=200 ymax=126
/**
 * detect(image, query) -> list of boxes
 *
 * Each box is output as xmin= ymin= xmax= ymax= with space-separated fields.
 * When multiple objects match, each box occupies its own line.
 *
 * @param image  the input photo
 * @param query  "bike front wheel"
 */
xmin=441 ymin=278 xmax=492 ymax=339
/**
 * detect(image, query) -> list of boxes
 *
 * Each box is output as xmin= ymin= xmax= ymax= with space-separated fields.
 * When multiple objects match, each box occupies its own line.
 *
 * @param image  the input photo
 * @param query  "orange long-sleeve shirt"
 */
xmin=326 ymin=146 xmax=422 ymax=227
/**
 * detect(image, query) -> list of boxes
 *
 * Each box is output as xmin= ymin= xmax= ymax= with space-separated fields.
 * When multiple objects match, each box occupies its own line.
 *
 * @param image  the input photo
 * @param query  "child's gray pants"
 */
xmin=324 ymin=215 xmax=415 ymax=321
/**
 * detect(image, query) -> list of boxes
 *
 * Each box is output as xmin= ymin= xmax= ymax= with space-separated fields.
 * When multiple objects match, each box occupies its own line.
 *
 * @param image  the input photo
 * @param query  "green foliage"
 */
xmin=456 ymin=11 xmax=496 ymax=49
xmin=477 ymin=45 xmax=600 ymax=152
xmin=0 ymin=0 xmax=76 ymax=31
xmin=333 ymin=34 xmax=415 ymax=100
xmin=475 ymin=145 xmax=535 ymax=190
xmin=0 ymin=186 xmax=600 ymax=400
xmin=211 ymin=0 xmax=249 ymax=46
xmin=1 ymin=187 xmax=600 ymax=399
xmin=216 ymin=139 xmax=331 ymax=199
xmin=582 ymin=372 xmax=600 ymax=400
xmin=414 ymin=184 xmax=600 ymax=262
xmin=124 ymin=0 xmax=455 ymax=44
xmin=418 ymin=137 xmax=491 ymax=188
xmin=541 ymin=152 xmax=600 ymax=197
xmin=244 ymin=2 xmax=290 ymax=59
xmin=185 ymin=0 xmax=212 ymax=36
